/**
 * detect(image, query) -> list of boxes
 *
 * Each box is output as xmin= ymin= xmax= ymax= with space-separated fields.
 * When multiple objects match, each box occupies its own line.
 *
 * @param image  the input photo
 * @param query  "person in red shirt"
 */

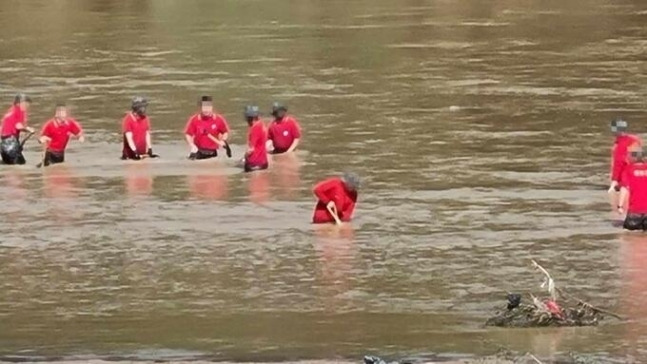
xmin=184 ymin=96 xmax=231 ymax=160
xmin=241 ymin=105 xmax=268 ymax=172
xmin=121 ymin=96 xmax=158 ymax=160
xmin=1 ymin=93 xmax=34 ymax=165
xmin=619 ymin=147 xmax=647 ymax=230
xmin=312 ymin=172 xmax=360 ymax=224
xmin=609 ymin=118 xmax=642 ymax=210
xmin=38 ymin=103 xmax=84 ymax=167
xmin=267 ymin=102 xmax=301 ymax=154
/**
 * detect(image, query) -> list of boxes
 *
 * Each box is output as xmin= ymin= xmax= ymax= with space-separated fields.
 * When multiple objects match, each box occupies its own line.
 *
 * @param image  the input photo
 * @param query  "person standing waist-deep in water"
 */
xmin=0 ymin=93 xmax=34 ymax=165
xmin=618 ymin=147 xmax=647 ymax=230
xmin=312 ymin=172 xmax=360 ymax=224
xmin=184 ymin=96 xmax=230 ymax=160
xmin=38 ymin=103 xmax=84 ymax=167
xmin=267 ymin=102 xmax=301 ymax=154
xmin=121 ymin=96 xmax=158 ymax=160
xmin=609 ymin=118 xmax=641 ymax=211
xmin=241 ymin=105 xmax=268 ymax=172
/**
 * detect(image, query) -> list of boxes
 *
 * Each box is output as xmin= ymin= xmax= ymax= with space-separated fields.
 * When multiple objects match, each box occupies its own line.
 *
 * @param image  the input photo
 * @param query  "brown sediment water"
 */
xmin=1 ymin=0 xmax=647 ymax=362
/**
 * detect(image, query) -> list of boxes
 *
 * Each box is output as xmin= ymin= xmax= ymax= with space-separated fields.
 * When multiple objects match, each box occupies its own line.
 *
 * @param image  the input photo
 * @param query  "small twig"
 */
xmin=555 ymin=287 xmax=624 ymax=320
xmin=526 ymin=353 xmax=544 ymax=364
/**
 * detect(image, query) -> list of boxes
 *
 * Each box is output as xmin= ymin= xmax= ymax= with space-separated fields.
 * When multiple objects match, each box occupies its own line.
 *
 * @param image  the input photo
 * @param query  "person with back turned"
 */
xmin=267 ymin=102 xmax=301 ymax=154
xmin=1 ymin=93 xmax=34 ymax=165
xmin=184 ymin=96 xmax=231 ymax=160
xmin=121 ymin=96 xmax=158 ymax=160
xmin=38 ymin=103 xmax=84 ymax=167
xmin=609 ymin=118 xmax=641 ymax=211
xmin=618 ymin=147 xmax=647 ymax=230
xmin=312 ymin=172 xmax=360 ymax=224
xmin=241 ymin=105 xmax=268 ymax=172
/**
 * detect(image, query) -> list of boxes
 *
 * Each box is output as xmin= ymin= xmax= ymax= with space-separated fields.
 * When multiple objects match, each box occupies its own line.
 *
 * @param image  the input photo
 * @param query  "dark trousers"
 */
xmin=0 ymin=136 xmax=25 ymax=165
xmin=624 ymin=214 xmax=647 ymax=231
xmin=43 ymin=150 xmax=65 ymax=167
xmin=244 ymin=162 xmax=269 ymax=173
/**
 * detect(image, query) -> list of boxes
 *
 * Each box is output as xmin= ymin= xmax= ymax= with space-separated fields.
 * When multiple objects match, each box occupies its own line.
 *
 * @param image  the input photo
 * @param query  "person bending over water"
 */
xmin=38 ymin=103 xmax=84 ymax=167
xmin=1 ymin=93 xmax=34 ymax=165
xmin=619 ymin=147 xmax=647 ymax=231
xmin=268 ymin=102 xmax=301 ymax=154
xmin=184 ymin=96 xmax=230 ymax=160
xmin=122 ymin=96 xmax=158 ymax=160
xmin=312 ymin=172 xmax=360 ymax=224
xmin=241 ymin=105 xmax=268 ymax=172
xmin=609 ymin=118 xmax=641 ymax=211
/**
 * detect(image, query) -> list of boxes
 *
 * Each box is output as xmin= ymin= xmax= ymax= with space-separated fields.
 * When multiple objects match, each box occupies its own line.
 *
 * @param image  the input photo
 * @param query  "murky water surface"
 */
xmin=1 ymin=0 xmax=647 ymax=362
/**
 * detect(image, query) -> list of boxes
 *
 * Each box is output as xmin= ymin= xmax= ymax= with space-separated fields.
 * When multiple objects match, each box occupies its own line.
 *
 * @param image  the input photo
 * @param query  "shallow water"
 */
xmin=1 ymin=0 xmax=647 ymax=362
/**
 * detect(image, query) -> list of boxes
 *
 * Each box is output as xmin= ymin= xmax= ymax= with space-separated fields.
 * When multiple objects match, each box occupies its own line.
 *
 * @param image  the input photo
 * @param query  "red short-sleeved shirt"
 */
xmin=122 ymin=113 xmax=150 ymax=154
xmin=612 ymin=134 xmax=642 ymax=183
xmin=246 ymin=121 xmax=268 ymax=166
xmin=184 ymin=113 xmax=229 ymax=151
xmin=268 ymin=116 xmax=301 ymax=153
xmin=621 ymin=162 xmax=647 ymax=214
xmin=1 ymin=105 xmax=27 ymax=138
xmin=41 ymin=118 xmax=82 ymax=152
xmin=312 ymin=177 xmax=357 ymax=224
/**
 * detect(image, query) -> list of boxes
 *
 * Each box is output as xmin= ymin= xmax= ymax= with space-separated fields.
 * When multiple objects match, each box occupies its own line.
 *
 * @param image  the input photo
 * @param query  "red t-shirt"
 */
xmin=621 ymin=162 xmax=647 ymax=214
xmin=312 ymin=177 xmax=358 ymax=224
xmin=1 ymin=105 xmax=27 ymax=138
xmin=268 ymin=116 xmax=301 ymax=152
xmin=612 ymin=134 xmax=642 ymax=182
xmin=246 ymin=120 xmax=268 ymax=166
xmin=184 ymin=113 xmax=229 ymax=151
xmin=122 ymin=113 xmax=150 ymax=154
xmin=41 ymin=118 xmax=82 ymax=153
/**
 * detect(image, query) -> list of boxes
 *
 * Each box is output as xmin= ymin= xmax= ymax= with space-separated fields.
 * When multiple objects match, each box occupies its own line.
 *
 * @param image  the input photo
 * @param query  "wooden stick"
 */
xmin=555 ymin=287 xmax=624 ymax=320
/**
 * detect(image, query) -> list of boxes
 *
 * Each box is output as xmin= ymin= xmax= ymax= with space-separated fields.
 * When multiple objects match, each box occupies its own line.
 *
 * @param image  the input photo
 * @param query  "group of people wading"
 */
xmin=0 ymin=93 xmax=360 ymax=225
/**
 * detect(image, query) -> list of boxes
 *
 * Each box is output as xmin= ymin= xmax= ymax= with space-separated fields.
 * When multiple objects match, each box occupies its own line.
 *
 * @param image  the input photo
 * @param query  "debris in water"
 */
xmin=449 ymin=105 xmax=461 ymax=112
xmin=485 ymin=260 xmax=623 ymax=328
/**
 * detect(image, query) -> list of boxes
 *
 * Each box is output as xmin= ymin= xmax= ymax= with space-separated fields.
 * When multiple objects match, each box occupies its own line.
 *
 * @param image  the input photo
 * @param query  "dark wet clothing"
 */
xmin=624 ymin=213 xmax=647 ymax=231
xmin=0 ymin=136 xmax=25 ymax=165
xmin=43 ymin=150 xmax=65 ymax=167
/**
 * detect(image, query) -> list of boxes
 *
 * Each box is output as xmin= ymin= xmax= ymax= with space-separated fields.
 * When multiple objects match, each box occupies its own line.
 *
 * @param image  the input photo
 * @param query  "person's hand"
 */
xmin=78 ymin=135 xmax=85 ymax=143
xmin=190 ymin=144 xmax=198 ymax=154
xmin=617 ymin=206 xmax=625 ymax=215
xmin=147 ymin=148 xmax=159 ymax=158
xmin=326 ymin=201 xmax=337 ymax=212
xmin=608 ymin=181 xmax=619 ymax=193
xmin=26 ymin=127 xmax=35 ymax=134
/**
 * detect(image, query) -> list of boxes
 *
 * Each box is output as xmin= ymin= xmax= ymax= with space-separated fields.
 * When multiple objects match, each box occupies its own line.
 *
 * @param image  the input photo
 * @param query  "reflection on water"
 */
xmin=1 ymin=0 xmax=647 ymax=362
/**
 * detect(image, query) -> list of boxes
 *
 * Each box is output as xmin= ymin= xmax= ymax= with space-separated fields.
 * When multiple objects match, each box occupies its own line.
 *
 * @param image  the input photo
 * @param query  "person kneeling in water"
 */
xmin=312 ymin=172 xmax=360 ymax=224
xmin=619 ymin=147 xmax=647 ymax=230
xmin=241 ymin=105 xmax=268 ymax=172
xmin=184 ymin=96 xmax=230 ymax=160
xmin=1 ymin=93 xmax=34 ymax=165
xmin=38 ymin=104 xmax=84 ymax=167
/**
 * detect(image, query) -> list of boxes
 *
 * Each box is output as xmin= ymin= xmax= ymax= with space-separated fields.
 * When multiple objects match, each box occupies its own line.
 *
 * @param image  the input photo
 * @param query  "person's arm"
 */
xmin=619 ymin=186 xmax=629 ymax=214
xmin=16 ymin=122 xmax=34 ymax=134
xmin=72 ymin=120 xmax=84 ymax=142
xmin=286 ymin=120 xmax=301 ymax=153
xmin=185 ymin=134 xmax=198 ymax=153
xmin=145 ymin=130 xmax=152 ymax=151
xmin=125 ymin=132 xmax=137 ymax=152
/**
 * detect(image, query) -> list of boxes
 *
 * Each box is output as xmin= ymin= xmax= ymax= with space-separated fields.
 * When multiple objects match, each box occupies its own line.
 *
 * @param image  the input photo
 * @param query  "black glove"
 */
xmin=132 ymin=153 xmax=141 ymax=160
xmin=224 ymin=142 xmax=232 ymax=158
xmin=147 ymin=148 xmax=159 ymax=158
xmin=188 ymin=152 xmax=197 ymax=160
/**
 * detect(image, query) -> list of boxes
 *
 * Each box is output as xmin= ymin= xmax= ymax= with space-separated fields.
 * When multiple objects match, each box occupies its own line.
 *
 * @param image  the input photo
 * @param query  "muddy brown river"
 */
xmin=1 ymin=0 xmax=647 ymax=362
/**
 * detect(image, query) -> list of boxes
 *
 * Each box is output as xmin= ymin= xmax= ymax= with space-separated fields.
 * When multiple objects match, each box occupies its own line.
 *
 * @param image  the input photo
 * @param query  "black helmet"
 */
xmin=131 ymin=96 xmax=148 ymax=110
xmin=199 ymin=95 xmax=213 ymax=104
xmin=611 ymin=118 xmax=628 ymax=134
xmin=271 ymin=102 xmax=287 ymax=115
xmin=13 ymin=93 xmax=31 ymax=104
xmin=342 ymin=172 xmax=361 ymax=191
xmin=244 ymin=105 xmax=260 ymax=119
